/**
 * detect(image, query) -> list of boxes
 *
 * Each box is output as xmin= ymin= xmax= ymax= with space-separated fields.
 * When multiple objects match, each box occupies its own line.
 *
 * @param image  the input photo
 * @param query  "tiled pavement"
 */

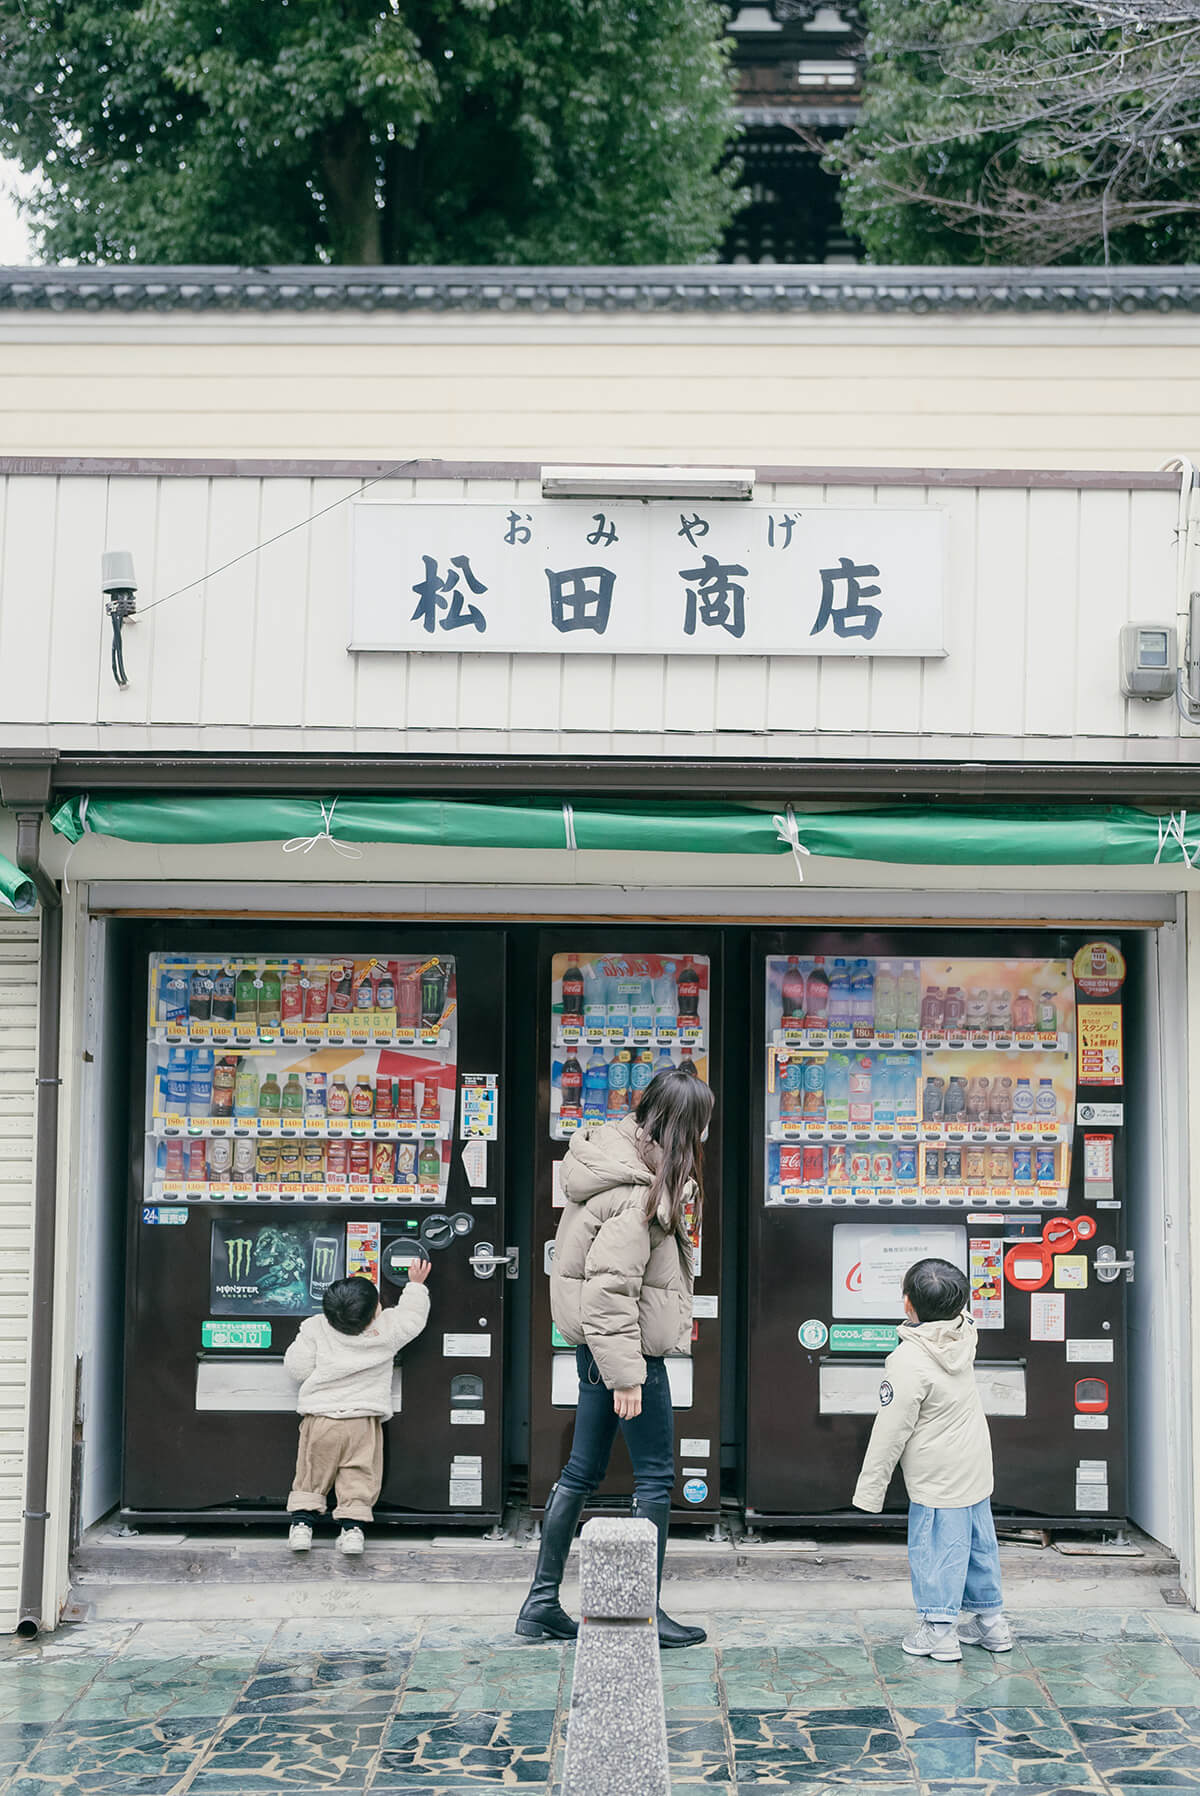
xmin=3 ymin=1606 xmax=1200 ymax=1792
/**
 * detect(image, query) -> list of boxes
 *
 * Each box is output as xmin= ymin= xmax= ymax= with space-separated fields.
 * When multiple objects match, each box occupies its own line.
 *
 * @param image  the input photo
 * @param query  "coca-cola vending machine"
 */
xmin=123 ymin=923 xmax=509 ymax=1525
xmin=529 ymin=930 xmax=724 ymax=1520
xmin=745 ymin=928 xmax=1130 ymax=1527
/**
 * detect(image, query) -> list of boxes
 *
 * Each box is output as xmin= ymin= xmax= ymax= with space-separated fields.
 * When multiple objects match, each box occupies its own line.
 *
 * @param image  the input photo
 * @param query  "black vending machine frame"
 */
xmin=122 ymin=921 xmax=508 ymax=1527
xmin=529 ymin=928 xmax=724 ymax=1521
xmin=744 ymin=926 xmax=1129 ymax=1530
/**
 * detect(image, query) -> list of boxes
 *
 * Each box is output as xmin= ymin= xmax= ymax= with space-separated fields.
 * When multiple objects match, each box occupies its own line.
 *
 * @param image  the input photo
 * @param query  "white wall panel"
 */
xmin=0 ymin=920 xmax=37 ymax=1634
xmin=0 ymin=472 xmax=1195 ymax=764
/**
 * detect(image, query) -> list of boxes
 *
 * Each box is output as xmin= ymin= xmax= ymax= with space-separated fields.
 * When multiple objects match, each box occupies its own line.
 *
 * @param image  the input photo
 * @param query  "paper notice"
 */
xmin=460 ymin=1074 xmax=498 ymax=1140
xmin=461 ymin=1138 xmax=487 ymax=1189
xmin=1030 ymin=1292 xmax=1066 ymax=1342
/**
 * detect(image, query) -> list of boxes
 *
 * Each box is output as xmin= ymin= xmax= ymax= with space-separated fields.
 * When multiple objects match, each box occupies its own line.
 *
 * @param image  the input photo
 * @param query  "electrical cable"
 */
xmin=136 ymin=458 xmax=419 ymax=616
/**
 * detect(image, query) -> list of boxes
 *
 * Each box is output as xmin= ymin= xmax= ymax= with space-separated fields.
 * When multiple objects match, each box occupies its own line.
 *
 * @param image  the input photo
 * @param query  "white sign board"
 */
xmin=349 ymin=502 xmax=946 ymax=657
xmin=831 ymin=1223 xmax=968 ymax=1319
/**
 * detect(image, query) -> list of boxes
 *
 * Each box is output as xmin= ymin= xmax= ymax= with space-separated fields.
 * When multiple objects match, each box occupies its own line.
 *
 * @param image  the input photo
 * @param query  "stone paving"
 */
xmin=1 ymin=1606 xmax=1199 ymax=1793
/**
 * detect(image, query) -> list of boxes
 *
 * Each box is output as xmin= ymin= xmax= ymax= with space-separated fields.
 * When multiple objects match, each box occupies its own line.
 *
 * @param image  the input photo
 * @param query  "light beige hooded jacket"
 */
xmin=550 ymin=1114 xmax=694 ymax=1392
xmin=853 ymin=1314 xmax=994 ymax=1512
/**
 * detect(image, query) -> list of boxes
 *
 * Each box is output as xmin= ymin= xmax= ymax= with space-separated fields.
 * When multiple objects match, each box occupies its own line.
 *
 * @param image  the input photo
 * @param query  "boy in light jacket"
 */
xmin=853 ymin=1257 xmax=1012 ymax=1662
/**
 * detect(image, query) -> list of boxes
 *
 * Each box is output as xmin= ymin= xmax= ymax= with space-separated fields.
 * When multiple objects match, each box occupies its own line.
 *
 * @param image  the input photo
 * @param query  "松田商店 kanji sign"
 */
xmin=348 ymin=502 xmax=946 ymax=658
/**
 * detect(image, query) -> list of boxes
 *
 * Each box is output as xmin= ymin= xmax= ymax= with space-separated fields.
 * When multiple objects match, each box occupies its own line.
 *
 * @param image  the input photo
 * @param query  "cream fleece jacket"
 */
xmin=283 ymin=1284 xmax=430 ymax=1419
xmin=550 ymin=1115 xmax=694 ymax=1392
xmin=853 ymin=1314 xmax=994 ymax=1512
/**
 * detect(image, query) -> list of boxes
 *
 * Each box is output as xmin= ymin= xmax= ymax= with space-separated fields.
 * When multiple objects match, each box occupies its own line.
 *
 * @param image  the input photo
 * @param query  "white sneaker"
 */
xmin=288 ymin=1522 xmax=313 ymax=1553
xmin=902 ymin=1620 xmax=962 ymax=1661
xmin=959 ymin=1612 xmax=1014 ymax=1653
xmin=336 ymin=1526 xmax=365 ymax=1557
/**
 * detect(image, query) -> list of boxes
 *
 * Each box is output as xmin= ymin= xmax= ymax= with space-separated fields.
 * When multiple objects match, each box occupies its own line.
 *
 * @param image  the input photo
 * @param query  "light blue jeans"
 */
xmin=908 ymin=1498 xmax=1004 ymax=1623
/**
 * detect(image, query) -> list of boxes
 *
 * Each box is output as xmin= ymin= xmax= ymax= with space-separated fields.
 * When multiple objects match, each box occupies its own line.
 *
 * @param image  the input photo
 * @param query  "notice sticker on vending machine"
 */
xmin=346 ymin=1220 xmax=381 ymax=1285
xmin=969 ymin=1239 xmax=1005 ymax=1330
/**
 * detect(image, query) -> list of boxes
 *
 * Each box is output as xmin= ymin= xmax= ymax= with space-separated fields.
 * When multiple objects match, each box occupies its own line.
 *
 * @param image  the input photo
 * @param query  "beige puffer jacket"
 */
xmin=550 ymin=1114 xmax=694 ymax=1392
xmin=853 ymin=1314 xmax=994 ymax=1512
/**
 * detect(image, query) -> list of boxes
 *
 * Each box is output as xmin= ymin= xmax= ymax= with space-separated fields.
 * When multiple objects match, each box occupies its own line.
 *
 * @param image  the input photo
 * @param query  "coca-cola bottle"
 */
xmin=805 ymin=955 xmax=830 ymax=1025
xmin=676 ymin=958 xmax=700 ymax=1025
xmin=561 ymin=958 xmax=585 ymax=1030
xmin=560 ymin=1054 xmax=583 ymax=1120
xmin=781 ymin=956 xmax=807 ymax=1025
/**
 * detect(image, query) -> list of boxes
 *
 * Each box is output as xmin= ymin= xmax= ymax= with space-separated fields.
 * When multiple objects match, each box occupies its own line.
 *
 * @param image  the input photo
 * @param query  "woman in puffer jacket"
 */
xmin=515 ymin=1066 xmax=714 ymax=1650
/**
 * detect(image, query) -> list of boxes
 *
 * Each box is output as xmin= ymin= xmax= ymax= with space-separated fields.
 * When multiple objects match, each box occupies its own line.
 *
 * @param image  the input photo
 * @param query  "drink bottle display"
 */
xmin=189 ymin=1049 xmax=214 ymax=1118
xmin=374 ymin=1076 xmax=395 ymax=1120
xmin=418 ymin=1140 xmax=441 ymax=1192
xmin=420 ymin=962 xmax=447 ymax=1029
xmin=327 ymin=1076 xmax=351 ymax=1117
xmin=374 ymin=962 xmax=396 ymax=1024
xmin=211 ymin=967 xmax=236 ymax=1023
xmin=805 ymin=956 xmax=830 ymax=1025
xmin=850 ymin=960 xmax=875 ymax=1032
xmin=782 ymin=957 xmax=807 ymax=1024
xmin=874 ymin=962 xmax=898 ymax=1033
xmin=990 ymin=1076 xmax=1013 ymax=1125
xmin=330 ymin=962 xmax=354 ymax=1014
xmin=584 ymin=968 xmax=608 ymax=1036
xmin=189 ymin=968 xmax=213 ymax=1023
xmin=1013 ymin=989 xmax=1035 ymax=1030
xmin=304 ymin=964 xmax=330 ymax=1025
xmin=871 ymin=1061 xmax=895 ymax=1126
xmin=990 ymin=989 xmax=1012 ymax=1032
xmin=212 ymin=1056 xmax=237 ymax=1118
xmin=943 ymin=986 xmax=966 ymax=1030
xmin=607 ymin=980 xmax=632 ymax=1037
xmin=676 ymin=958 xmax=701 ymax=1025
xmin=560 ymin=1055 xmax=583 ymax=1119
xmin=630 ymin=978 xmax=655 ymax=1037
xmin=654 ymin=964 xmax=677 ymax=1035
xmin=827 ymin=960 xmax=851 ymax=1028
xmin=779 ymin=1056 xmax=804 ymax=1118
xmin=421 ymin=1081 xmax=441 ymax=1123
xmin=561 ymin=959 xmax=585 ymax=1028
xmin=351 ymin=1076 xmax=374 ymax=1117
xmin=655 ymin=1045 xmax=675 ymax=1075
xmin=848 ymin=1056 xmax=872 ymax=1125
xmin=825 ymin=1053 xmax=850 ymax=1123
xmin=281 ymin=1073 xmax=303 ymax=1116
xmin=943 ymin=1075 xmax=967 ymax=1123
xmin=234 ymin=965 xmax=259 ymax=1027
xmin=923 ymin=1075 xmax=945 ymax=1122
xmin=259 ymin=1074 xmax=281 ymax=1115
xmin=893 ymin=1055 xmax=919 ymax=1120
xmin=607 ymin=1050 xmax=632 ymax=1116
xmin=280 ymin=964 xmax=304 ymax=1028
xmin=397 ymin=969 xmax=421 ymax=1031
xmin=966 ymin=988 xmax=989 ymax=1031
xmin=897 ymin=962 xmax=921 ymax=1032
xmin=1037 ymin=991 xmax=1059 ymax=1032
xmin=304 ymin=1070 xmax=327 ymax=1117
xmin=166 ymin=1046 xmax=191 ymax=1109
xmin=631 ymin=1046 xmax=654 ymax=1097
xmin=583 ymin=1049 xmax=609 ymax=1125
xmin=397 ymin=1079 xmax=416 ymax=1122
xmin=1035 ymin=1078 xmax=1058 ymax=1124
xmin=233 ymin=1062 xmax=259 ymax=1118
xmin=1013 ymin=1077 xmax=1034 ymax=1121
xmin=679 ymin=1043 xmax=697 ymax=1073
xmin=920 ymin=984 xmax=944 ymax=1031
xmin=258 ymin=964 xmax=282 ymax=1030
xmin=160 ymin=965 xmax=189 ymax=1026
xmin=966 ymin=1076 xmax=989 ymax=1123
xmin=801 ymin=1058 xmax=825 ymax=1120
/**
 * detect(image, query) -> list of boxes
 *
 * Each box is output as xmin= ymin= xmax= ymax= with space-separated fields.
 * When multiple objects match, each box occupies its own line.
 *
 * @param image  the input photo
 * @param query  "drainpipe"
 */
xmin=10 ymin=800 xmax=62 ymax=1637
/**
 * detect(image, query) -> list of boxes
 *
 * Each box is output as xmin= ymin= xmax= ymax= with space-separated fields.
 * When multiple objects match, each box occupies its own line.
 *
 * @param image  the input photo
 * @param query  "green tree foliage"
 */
xmin=836 ymin=0 xmax=1200 ymax=264
xmin=0 ymin=0 xmax=741 ymax=264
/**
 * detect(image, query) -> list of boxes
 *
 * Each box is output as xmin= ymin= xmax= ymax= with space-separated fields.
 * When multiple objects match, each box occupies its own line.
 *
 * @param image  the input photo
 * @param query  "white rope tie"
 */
xmin=282 ymin=798 xmax=363 ymax=861
xmin=562 ymin=801 xmax=577 ymax=851
xmin=772 ymin=803 xmax=811 ymax=882
xmin=1153 ymin=809 xmax=1200 ymax=868
xmin=61 ymin=793 xmax=90 ymax=895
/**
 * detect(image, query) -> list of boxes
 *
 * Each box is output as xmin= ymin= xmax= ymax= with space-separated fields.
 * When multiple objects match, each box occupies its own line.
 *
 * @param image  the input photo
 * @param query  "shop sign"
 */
xmin=349 ymin=502 xmax=946 ymax=658
xmin=202 ymin=1320 xmax=272 ymax=1350
xmin=829 ymin=1323 xmax=899 ymax=1353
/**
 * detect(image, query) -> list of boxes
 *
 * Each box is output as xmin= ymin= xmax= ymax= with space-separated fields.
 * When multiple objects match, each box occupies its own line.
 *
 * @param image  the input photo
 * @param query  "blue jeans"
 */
xmin=557 ymin=1347 xmax=675 ymax=1507
xmin=908 ymin=1499 xmax=1004 ymax=1623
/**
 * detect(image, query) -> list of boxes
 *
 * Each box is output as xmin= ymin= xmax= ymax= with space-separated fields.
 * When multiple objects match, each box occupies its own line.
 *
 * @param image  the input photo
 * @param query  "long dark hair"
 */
xmin=634 ymin=1067 xmax=714 ymax=1234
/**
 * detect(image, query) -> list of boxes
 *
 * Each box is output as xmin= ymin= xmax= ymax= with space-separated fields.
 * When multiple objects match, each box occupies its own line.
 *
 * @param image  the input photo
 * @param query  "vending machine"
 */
xmin=746 ymin=930 xmax=1130 ymax=1527
xmin=529 ymin=931 xmax=724 ymax=1521
xmin=123 ymin=926 xmax=509 ymax=1525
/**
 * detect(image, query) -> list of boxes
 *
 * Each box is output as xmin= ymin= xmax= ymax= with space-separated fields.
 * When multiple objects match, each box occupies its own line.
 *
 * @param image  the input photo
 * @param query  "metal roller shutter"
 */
xmin=0 ymin=921 xmax=38 ymax=1627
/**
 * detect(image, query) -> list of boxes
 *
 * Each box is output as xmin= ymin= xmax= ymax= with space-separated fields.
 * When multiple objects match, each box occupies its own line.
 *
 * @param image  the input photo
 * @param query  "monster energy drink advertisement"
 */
xmin=210 ymin=1219 xmax=345 ymax=1316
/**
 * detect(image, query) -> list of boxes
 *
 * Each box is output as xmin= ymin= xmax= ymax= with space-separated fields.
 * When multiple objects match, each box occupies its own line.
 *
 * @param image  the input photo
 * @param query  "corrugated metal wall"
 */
xmin=0 ymin=473 xmax=1189 ymax=761
xmin=0 ymin=918 xmax=37 ymax=1630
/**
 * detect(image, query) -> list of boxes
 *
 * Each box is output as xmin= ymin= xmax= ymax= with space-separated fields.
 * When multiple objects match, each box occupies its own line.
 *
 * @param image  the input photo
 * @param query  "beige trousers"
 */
xmin=287 ymin=1415 xmax=384 ymax=1524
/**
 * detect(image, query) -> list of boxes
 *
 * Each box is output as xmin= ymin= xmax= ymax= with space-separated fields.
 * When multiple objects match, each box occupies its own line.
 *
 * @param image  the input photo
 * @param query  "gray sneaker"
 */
xmin=959 ymin=1612 xmax=1014 ymax=1652
xmin=902 ymin=1620 xmax=962 ymax=1661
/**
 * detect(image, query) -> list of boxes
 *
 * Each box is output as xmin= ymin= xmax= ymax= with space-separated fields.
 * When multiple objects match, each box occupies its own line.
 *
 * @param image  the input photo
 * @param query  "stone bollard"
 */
xmin=561 ymin=1518 xmax=669 ymax=1796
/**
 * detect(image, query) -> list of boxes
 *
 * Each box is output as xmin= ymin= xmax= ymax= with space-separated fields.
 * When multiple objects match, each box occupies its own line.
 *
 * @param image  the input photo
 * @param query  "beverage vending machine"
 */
xmin=746 ymin=930 xmax=1130 ymax=1527
xmin=529 ymin=931 xmax=724 ymax=1521
xmin=123 ymin=926 xmax=508 ymax=1524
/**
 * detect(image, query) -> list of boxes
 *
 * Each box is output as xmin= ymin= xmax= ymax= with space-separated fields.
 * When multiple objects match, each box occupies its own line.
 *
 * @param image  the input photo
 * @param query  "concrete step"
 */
xmin=70 ymin=1519 xmax=1179 ymax=1601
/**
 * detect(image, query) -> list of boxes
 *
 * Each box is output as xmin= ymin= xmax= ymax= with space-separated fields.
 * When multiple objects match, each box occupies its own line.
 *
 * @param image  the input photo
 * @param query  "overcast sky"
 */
xmin=0 ymin=159 xmax=36 ymax=263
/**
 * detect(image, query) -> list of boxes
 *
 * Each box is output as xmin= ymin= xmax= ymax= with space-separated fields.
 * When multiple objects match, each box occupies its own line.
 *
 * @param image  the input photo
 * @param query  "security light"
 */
xmin=540 ymin=465 xmax=755 ymax=500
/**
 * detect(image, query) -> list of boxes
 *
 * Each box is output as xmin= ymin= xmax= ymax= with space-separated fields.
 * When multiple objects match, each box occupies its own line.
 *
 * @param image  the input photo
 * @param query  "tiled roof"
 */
xmin=2 ymin=264 xmax=1200 ymax=313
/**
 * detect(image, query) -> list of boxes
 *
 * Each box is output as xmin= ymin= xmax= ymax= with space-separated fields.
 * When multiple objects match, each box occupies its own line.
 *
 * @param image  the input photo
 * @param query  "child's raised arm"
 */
xmin=853 ymin=1353 xmax=929 ymax=1513
xmin=283 ymin=1316 xmax=318 ymax=1382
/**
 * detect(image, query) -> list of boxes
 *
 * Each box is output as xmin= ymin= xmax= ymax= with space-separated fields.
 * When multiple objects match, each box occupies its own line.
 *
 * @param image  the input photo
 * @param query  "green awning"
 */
xmin=48 ymin=792 xmax=1200 ymax=868
xmin=0 ymin=852 xmax=35 ymax=913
